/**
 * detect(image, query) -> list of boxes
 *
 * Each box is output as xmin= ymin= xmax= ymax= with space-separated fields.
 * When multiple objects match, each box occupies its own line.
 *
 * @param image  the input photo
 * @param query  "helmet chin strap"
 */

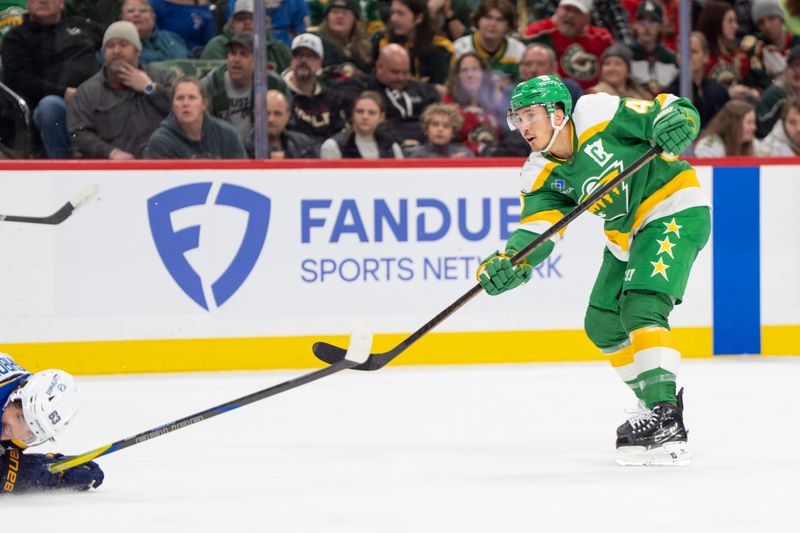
xmin=539 ymin=113 xmax=570 ymax=155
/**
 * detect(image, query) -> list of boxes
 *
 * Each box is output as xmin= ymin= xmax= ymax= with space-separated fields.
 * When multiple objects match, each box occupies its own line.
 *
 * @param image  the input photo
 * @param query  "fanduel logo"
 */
xmin=148 ymin=183 xmax=271 ymax=310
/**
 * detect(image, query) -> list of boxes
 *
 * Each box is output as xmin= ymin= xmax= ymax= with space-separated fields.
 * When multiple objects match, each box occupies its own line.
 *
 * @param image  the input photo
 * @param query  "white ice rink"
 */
xmin=4 ymin=357 xmax=799 ymax=532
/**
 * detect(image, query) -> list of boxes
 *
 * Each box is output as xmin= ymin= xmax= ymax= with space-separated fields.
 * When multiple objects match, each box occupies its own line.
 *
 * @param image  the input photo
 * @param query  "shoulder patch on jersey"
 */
xmin=573 ymin=93 xmax=620 ymax=147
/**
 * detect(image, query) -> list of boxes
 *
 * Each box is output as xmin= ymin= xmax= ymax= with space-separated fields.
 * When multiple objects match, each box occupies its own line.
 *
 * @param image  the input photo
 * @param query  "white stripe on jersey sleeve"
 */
xmin=572 ymin=93 xmax=621 ymax=142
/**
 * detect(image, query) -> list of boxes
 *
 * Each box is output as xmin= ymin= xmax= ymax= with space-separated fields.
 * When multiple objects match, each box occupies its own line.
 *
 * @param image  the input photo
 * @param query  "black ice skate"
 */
xmin=615 ymin=388 xmax=691 ymax=466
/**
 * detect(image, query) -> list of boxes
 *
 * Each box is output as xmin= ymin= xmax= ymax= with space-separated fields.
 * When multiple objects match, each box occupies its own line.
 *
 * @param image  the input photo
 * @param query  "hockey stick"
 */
xmin=48 ymin=323 xmax=374 ymax=474
xmin=313 ymin=145 xmax=664 ymax=371
xmin=0 ymin=183 xmax=99 ymax=225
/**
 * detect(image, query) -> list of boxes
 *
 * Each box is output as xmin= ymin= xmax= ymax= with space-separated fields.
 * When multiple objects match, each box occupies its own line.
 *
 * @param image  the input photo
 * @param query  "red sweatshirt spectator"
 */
xmin=524 ymin=0 xmax=615 ymax=89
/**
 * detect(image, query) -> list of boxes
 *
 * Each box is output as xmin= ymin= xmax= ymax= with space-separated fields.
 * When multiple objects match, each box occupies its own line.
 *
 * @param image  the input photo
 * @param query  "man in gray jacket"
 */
xmin=67 ymin=20 xmax=174 ymax=159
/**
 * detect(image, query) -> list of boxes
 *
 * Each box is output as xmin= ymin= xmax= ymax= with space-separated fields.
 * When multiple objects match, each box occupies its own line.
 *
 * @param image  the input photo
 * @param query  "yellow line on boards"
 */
xmin=1 ymin=327 xmax=717 ymax=375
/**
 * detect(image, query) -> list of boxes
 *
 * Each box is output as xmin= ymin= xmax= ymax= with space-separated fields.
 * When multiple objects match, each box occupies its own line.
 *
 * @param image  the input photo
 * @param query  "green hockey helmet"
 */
xmin=509 ymin=75 xmax=573 ymax=116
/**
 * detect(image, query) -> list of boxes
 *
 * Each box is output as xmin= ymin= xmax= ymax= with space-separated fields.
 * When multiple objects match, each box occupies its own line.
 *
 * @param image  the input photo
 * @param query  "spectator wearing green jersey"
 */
xmin=452 ymin=0 xmax=525 ymax=90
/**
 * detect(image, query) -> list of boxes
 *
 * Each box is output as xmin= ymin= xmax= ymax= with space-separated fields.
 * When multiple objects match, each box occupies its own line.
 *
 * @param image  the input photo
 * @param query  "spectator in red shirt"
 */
xmin=523 ymin=0 xmax=615 ymax=89
xmin=696 ymin=1 xmax=766 ymax=95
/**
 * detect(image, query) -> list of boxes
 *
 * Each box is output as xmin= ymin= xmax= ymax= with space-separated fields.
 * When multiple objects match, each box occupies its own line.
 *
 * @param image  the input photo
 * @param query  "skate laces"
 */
xmin=625 ymin=401 xmax=653 ymax=428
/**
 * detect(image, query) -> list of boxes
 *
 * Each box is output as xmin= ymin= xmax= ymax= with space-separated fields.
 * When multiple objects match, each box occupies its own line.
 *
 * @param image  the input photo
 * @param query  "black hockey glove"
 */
xmin=0 ymin=446 xmax=104 ymax=494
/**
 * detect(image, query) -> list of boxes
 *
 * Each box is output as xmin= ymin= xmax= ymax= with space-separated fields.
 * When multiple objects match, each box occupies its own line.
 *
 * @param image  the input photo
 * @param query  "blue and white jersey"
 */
xmin=0 ymin=353 xmax=28 ymax=409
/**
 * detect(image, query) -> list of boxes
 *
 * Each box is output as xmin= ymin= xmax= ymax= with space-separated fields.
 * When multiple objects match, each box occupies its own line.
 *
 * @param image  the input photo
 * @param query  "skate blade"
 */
xmin=616 ymin=441 xmax=692 ymax=466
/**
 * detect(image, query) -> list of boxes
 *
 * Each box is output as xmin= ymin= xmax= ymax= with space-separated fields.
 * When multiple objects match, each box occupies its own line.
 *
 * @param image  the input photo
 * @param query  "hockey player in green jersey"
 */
xmin=477 ymin=74 xmax=710 ymax=466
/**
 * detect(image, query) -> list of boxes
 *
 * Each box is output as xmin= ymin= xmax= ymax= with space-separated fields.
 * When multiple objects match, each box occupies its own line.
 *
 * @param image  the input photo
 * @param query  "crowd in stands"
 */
xmin=1 ymin=0 xmax=800 ymax=159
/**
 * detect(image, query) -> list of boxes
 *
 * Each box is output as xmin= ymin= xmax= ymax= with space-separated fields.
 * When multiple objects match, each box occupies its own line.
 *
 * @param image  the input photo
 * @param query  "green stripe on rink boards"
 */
xmin=1 ymin=327 xmax=713 ymax=375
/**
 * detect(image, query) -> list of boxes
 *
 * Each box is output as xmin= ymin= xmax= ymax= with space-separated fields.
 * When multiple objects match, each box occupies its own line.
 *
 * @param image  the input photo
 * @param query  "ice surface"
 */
xmin=4 ymin=357 xmax=799 ymax=532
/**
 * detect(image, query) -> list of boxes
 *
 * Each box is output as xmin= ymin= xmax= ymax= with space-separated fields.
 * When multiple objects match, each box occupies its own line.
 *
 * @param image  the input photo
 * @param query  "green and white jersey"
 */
xmin=453 ymin=33 xmax=526 ymax=84
xmin=509 ymin=92 xmax=710 ymax=263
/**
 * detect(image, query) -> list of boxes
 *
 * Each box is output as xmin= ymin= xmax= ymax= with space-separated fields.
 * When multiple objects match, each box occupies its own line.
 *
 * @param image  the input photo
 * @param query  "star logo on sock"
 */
xmin=656 ymin=236 xmax=677 ymax=259
xmin=650 ymin=257 xmax=670 ymax=280
xmin=663 ymin=218 xmax=682 ymax=238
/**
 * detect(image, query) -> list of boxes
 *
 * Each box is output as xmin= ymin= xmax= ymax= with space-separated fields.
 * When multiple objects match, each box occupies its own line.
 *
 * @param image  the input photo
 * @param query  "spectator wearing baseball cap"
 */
xmin=67 ymin=21 xmax=175 ymax=159
xmin=201 ymin=0 xmax=291 ymax=74
xmin=283 ymin=33 xmax=347 ymax=145
xmin=630 ymin=0 xmax=678 ymax=95
xmin=741 ymin=0 xmax=800 ymax=80
xmin=314 ymin=0 xmax=373 ymax=75
xmin=201 ymin=31 xmax=289 ymax=155
xmin=523 ymin=0 xmax=615 ymax=90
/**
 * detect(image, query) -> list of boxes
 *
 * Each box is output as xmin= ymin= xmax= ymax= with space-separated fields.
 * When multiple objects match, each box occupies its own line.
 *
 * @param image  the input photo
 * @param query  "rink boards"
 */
xmin=0 ymin=158 xmax=795 ymax=374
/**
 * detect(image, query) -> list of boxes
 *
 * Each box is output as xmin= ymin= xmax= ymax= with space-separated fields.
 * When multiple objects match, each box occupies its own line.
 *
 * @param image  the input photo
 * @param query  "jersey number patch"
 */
xmin=624 ymin=99 xmax=655 ymax=114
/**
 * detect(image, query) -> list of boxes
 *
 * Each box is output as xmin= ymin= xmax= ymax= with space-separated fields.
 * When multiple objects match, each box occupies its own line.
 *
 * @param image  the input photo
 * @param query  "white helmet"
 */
xmin=5 ymin=369 xmax=80 ymax=447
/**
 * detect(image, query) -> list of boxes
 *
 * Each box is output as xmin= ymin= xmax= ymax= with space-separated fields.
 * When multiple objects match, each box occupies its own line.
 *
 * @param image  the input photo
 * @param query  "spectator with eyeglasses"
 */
xmin=121 ymin=0 xmax=189 ymax=64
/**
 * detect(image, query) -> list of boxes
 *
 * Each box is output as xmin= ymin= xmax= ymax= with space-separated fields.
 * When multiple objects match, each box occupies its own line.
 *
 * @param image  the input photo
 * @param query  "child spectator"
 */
xmin=694 ymin=99 xmax=760 ymax=157
xmin=148 ymin=0 xmax=215 ymax=53
xmin=452 ymin=0 xmax=525 ymax=89
xmin=266 ymin=89 xmax=318 ymax=158
xmin=666 ymin=32 xmax=730 ymax=129
xmin=587 ymin=43 xmax=652 ymax=99
xmin=316 ymin=0 xmax=372 ymax=74
xmin=145 ymin=75 xmax=246 ymax=158
xmin=201 ymin=0 xmax=290 ymax=73
xmin=371 ymin=0 xmax=454 ymax=87
xmin=320 ymin=91 xmax=403 ymax=158
xmin=757 ymin=96 xmax=800 ymax=154
xmin=122 ymin=0 xmax=189 ymax=64
xmin=405 ymin=102 xmax=473 ymax=157
xmin=757 ymin=45 xmax=800 ymax=136
xmin=630 ymin=0 xmax=678 ymax=95
xmin=443 ymin=51 xmax=501 ymax=155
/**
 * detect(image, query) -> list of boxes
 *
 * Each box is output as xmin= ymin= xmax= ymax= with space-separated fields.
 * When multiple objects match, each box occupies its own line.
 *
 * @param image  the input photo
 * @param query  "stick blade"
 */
xmin=70 ymin=183 xmax=100 ymax=212
xmin=344 ymin=320 xmax=373 ymax=365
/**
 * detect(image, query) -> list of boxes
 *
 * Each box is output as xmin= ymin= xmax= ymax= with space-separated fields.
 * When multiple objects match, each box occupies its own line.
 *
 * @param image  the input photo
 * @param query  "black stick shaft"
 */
xmin=50 ymin=359 xmax=356 ymax=473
